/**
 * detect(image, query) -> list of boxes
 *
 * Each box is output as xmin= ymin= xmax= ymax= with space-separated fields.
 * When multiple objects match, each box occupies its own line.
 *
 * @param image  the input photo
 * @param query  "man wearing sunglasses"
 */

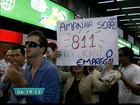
xmin=7 ymin=30 xmax=61 ymax=104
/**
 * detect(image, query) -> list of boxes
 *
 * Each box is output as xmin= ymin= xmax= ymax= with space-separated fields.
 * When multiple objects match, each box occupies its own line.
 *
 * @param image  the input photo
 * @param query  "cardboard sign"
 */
xmin=57 ymin=16 xmax=118 ymax=66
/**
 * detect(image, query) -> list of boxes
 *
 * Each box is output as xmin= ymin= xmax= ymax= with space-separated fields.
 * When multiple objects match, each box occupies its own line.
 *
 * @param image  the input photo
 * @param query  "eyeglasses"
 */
xmin=25 ymin=41 xmax=40 ymax=48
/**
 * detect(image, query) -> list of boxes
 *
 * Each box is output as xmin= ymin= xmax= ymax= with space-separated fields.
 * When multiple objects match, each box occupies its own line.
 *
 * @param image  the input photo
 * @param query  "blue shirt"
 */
xmin=18 ymin=59 xmax=61 ymax=103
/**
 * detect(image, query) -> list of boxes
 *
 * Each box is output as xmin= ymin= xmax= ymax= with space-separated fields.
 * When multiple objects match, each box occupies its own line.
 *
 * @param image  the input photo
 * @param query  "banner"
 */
xmin=57 ymin=16 xmax=118 ymax=66
xmin=0 ymin=0 xmax=74 ymax=31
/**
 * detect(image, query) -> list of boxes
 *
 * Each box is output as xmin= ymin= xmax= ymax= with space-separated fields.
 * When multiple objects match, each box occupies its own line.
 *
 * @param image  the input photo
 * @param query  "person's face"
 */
xmin=72 ymin=66 xmax=84 ymax=74
xmin=46 ymin=47 xmax=53 ymax=57
xmin=25 ymin=36 xmax=43 ymax=58
xmin=11 ymin=49 xmax=25 ymax=67
xmin=6 ymin=50 xmax=13 ymax=63
xmin=119 ymin=50 xmax=127 ymax=64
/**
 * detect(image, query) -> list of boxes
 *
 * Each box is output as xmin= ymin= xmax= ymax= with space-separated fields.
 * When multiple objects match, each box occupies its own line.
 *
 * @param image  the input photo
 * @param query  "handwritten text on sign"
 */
xmin=57 ymin=16 xmax=118 ymax=66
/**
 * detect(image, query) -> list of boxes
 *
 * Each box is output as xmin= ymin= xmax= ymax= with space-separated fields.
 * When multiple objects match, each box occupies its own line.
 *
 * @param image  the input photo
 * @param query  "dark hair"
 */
xmin=28 ymin=30 xmax=48 ymax=55
xmin=11 ymin=45 xmax=25 ymax=56
xmin=3 ymin=50 xmax=7 ymax=55
xmin=48 ymin=42 xmax=57 ymax=51
xmin=119 ymin=47 xmax=134 ymax=62
xmin=70 ymin=66 xmax=89 ymax=75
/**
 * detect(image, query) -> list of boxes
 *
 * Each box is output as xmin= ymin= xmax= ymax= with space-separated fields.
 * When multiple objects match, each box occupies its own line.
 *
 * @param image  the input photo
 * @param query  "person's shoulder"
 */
xmin=132 ymin=64 xmax=140 ymax=70
xmin=44 ymin=59 xmax=58 ymax=70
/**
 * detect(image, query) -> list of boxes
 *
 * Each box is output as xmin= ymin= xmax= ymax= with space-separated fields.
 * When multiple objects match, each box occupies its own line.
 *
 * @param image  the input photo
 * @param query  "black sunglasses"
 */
xmin=25 ymin=41 xmax=40 ymax=48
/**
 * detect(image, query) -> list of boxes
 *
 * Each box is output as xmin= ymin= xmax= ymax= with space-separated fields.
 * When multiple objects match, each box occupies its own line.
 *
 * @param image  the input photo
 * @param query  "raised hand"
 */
xmin=7 ymin=64 xmax=27 ymax=87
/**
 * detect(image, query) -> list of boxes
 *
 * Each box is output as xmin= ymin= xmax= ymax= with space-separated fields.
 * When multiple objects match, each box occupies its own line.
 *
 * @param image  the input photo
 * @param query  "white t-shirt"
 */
xmin=118 ymin=64 xmax=140 ymax=103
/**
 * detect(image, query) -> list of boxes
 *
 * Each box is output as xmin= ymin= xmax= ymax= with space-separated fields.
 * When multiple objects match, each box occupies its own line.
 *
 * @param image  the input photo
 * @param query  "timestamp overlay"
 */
xmin=13 ymin=88 xmax=45 ymax=96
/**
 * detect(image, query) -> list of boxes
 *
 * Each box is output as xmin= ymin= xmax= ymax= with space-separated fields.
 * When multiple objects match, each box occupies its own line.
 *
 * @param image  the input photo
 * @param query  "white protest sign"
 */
xmin=57 ymin=16 xmax=118 ymax=66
